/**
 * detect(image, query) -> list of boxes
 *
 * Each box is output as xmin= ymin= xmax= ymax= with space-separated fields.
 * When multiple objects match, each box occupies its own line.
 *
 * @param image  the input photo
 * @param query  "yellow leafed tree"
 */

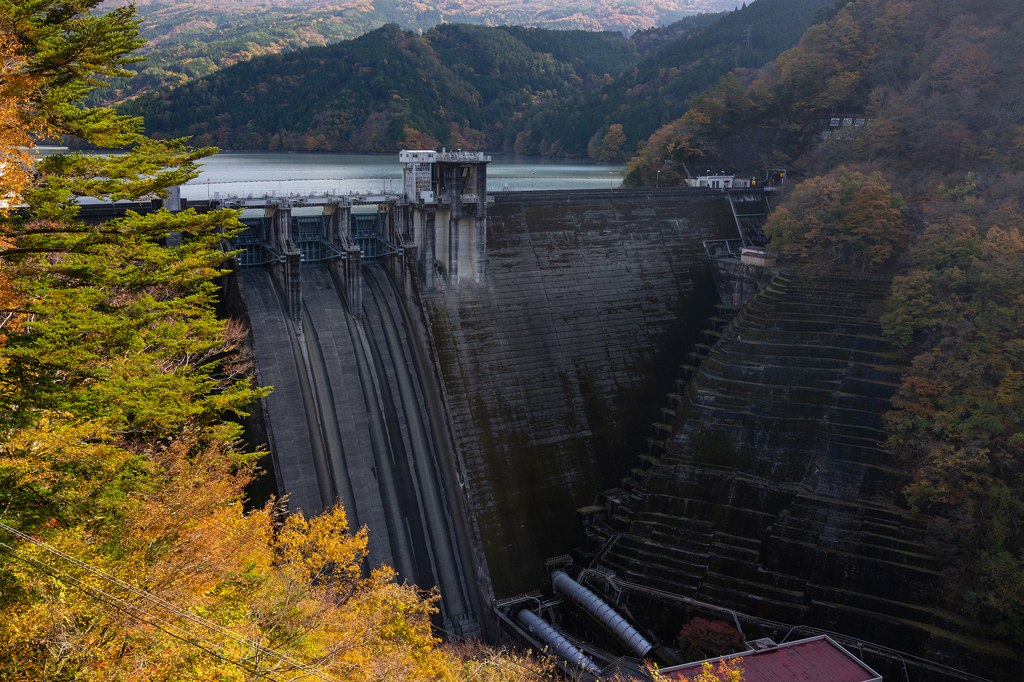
xmin=694 ymin=658 xmax=745 ymax=682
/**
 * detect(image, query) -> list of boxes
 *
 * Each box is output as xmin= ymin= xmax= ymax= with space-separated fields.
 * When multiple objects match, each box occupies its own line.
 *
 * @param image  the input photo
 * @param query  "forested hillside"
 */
xmin=623 ymin=0 xmax=1024 ymax=657
xmin=122 ymin=0 xmax=828 ymax=156
xmin=95 ymin=0 xmax=746 ymax=106
xmin=625 ymin=0 xmax=1024 ymax=185
xmin=774 ymin=6 xmax=1024 ymax=655
xmin=523 ymin=0 xmax=832 ymax=157
xmin=629 ymin=11 xmax=725 ymax=58
xmin=124 ymin=23 xmax=642 ymax=152
xmin=90 ymin=1 xmax=373 ymax=105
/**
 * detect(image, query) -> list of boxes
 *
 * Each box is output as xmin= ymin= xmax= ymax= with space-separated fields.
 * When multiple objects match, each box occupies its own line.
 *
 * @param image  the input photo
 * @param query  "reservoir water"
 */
xmin=180 ymin=151 xmax=626 ymax=201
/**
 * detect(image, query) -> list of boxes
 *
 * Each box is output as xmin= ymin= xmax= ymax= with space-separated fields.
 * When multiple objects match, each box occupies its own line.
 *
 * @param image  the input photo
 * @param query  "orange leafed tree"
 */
xmin=764 ymin=167 xmax=907 ymax=270
xmin=598 ymin=123 xmax=627 ymax=161
xmin=0 ymin=28 xmax=37 ymax=344
xmin=0 ymin=29 xmax=37 ymax=211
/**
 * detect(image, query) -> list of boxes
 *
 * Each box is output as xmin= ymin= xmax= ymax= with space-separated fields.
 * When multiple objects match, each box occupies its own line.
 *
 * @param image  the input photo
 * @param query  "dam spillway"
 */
xmin=240 ymin=264 xmax=481 ymax=637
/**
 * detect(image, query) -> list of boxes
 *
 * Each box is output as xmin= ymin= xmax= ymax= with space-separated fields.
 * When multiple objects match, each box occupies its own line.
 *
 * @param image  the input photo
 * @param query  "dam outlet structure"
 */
xmin=551 ymin=570 xmax=653 ymax=658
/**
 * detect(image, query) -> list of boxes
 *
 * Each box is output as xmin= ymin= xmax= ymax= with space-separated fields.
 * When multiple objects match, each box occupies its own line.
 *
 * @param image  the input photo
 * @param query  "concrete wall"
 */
xmin=424 ymin=188 xmax=739 ymax=596
xmin=580 ymin=275 xmax=1019 ymax=681
xmin=711 ymin=258 xmax=778 ymax=307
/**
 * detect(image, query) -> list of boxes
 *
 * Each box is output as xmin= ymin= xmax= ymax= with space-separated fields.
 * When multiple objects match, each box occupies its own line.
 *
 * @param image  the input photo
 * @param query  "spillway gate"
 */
xmin=232 ymin=210 xmax=398 ymax=269
xmin=351 ymin=213 xmax=401 ymax=263
xmin=225 ymin=152 xmax=497 ymax=639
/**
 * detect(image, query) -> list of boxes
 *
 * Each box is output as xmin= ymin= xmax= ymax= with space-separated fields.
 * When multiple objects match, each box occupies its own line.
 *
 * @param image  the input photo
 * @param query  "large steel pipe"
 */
xmin=551 ymin=570 xmax=653 ymax=658
xmin=517 ymin=609 xmax=600 ymax=674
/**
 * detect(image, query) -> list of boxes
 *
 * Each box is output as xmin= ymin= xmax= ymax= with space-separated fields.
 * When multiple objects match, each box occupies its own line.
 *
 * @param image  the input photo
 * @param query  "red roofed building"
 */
xmin=662 ymin=636 xmax=882 ymax=682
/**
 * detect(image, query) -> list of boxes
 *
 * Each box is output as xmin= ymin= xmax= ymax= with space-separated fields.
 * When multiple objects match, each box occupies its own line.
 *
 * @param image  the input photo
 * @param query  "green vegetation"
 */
xmin=116 ymin=0 xmax=832 ymax=157
xmin=92 ymin=0 xmax=748 ymax=108
xmin=90 ymin=1 xmax=380 ymax=106
xmin=121 ymin=23 xmax=641 ymax=153
xmin=538 ymin=0 xmax=833 ymax=158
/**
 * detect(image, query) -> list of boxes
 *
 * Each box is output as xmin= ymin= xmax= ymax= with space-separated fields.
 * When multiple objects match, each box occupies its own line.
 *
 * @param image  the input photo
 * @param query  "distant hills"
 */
xmin=520 ymin=0 xmax=832 ymax=156
xmin=629 ymin=12 xmax=725 ymax=58
xmin=122 ymin=0 xmax=830 ymax=156
xmin=124 ymin=24 xmax=641 ymax=152
xmin=96 ymin=0 xmax=746 ymax=106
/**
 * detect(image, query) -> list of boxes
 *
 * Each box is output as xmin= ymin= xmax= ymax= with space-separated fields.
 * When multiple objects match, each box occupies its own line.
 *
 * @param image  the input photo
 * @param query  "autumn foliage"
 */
xmin=759 ymin=0 xmax=1024 ymax=652
xmin=622 ymin=74 xmax=755 ymax=187
xmin=764 ymin=167 xmax=906 ymax=270
xmin=589 ymin=123 xmax=628 ymax=161
xmin=676 ymin=617 xmax=745 ymax=662
xmin=881 ymin=179 xmax=1024 ymax=648
xmin=0 ymin=31 xmax=36 ymax=213
xmin=693 ymin=659 xmax=745 ymax=682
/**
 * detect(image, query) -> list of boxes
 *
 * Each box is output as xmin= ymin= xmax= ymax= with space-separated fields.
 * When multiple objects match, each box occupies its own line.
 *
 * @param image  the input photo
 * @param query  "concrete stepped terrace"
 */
xmin=581 ymin=275 xmax=1017 ymax=677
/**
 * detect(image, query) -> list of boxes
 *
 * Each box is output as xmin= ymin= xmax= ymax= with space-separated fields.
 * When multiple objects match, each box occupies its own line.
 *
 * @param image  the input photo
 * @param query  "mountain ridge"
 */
xmin=119 ymin=0 xmax=830 ymax=157
xmin=94 ymin=0 xmax=747 ymax=105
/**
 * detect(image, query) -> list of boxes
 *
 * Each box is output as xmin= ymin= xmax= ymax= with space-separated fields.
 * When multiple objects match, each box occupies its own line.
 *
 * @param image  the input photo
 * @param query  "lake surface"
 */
xmin=180 ymin=151 xmax=626 ymax=201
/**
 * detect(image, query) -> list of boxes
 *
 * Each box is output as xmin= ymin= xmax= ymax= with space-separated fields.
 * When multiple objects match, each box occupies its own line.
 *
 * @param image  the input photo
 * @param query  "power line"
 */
xmin=0 ymin=541 xmax=281 ymax=681
xmin=0 ymin=521 xmax=343 ymax=682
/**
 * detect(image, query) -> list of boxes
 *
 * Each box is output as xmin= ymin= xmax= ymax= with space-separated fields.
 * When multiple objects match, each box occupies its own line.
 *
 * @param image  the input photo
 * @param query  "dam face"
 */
xmin=229 ymin=173 xmax=747 ymax=630
xmin=424 ymin=189 xmax=738 ymax=596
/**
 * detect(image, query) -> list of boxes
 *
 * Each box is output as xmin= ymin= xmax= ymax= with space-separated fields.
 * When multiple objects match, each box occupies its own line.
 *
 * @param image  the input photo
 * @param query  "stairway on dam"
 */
xmin=240 ymin=265 xmax=481 ymax=638
xmin=576 ymin=276 xmax=1018 ymax=680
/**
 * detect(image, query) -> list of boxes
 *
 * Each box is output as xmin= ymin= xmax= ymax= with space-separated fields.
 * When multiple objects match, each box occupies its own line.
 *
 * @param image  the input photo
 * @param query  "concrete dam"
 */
xmin=69 ymin=150 xmax=1013 ymax=679
xmin=226 ymin=150 xmax=749 ymax=636
xmin=424 ymin=188 xmax=741 ymax=596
